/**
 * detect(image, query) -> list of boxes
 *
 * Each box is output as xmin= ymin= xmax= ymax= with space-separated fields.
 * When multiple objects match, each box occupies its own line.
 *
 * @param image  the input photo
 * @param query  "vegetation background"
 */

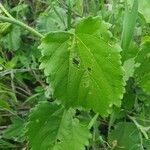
xmin=0 ymin=0 xmax=150 ymax=150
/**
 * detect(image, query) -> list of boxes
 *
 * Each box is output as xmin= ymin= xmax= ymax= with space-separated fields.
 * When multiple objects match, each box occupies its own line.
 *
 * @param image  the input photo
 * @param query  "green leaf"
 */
xmin=134 ymin=41 xmax=150 ymax=94
xmin=0 ymin=99 xmax=10 ymax=110
xmin=0 ymin=139 xmax=16 ymax=149
xmin=121 ymin=0 xmax=138 ymax=51
xmin=0 ymin=89 xmax=17 ymax=103
xmin=3 ymin=116 xmax=25 ymax=142
xmin=0 ymin=22 xmax=11 ymax=36
xmin=121 ymin=41 xmax=139 ymax=62
xmin=108 ymin=122 xmax=141 ymax=150
xmin=73 ymin=0 xmax=83 ymax=15
xmin=128 ymin=0 xmax=150 ymax=23
xmin=122 ymin=80 xmax=136 ymax=111
xmin=143 ymin=139 xmax=150 ymax=149
xmin=1 ymin=25 xmax=21 ymax=51
xmin=36 ymin=6 xmax=66 ymax=33
xmin=26 ymin=102 xmax=90 ymax=150
xmin=39 ymin=17 xmax=124 ymax=116
xmin=123 ymin=58 xmax=139 ymax=81
xmin=138 ymin=0 xmax=150 ymax=23
xmin=5 ymin=56 xmax=18 ymax=69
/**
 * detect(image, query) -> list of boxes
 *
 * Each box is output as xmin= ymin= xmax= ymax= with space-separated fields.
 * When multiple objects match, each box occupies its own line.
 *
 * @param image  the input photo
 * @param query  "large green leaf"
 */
xmin=134 ymin=41 xmax=150 ymax=94
xmin=26 ymin=102 xmax=90 ymax=150
xmin=39 ymin=17 xmax=124 ymax=116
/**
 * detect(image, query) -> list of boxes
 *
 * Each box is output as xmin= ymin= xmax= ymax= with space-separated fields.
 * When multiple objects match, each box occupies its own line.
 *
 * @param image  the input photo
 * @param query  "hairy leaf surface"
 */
xmin=39 ymin=17 xmax=124 ymax=115
xmin=26 ymin=102 xmax=90 ymax=150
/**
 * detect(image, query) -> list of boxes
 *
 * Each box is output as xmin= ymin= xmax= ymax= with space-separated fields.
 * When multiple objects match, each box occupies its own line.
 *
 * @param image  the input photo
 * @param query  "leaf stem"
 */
xmin=0 ymin=3 xmax=13 ymax=18
xmin=67 ymin=1 xmax=72 ymax=30
xmin=0 ymin=2 xmax=43 ymax=38
xmin=100 ymin=0 xmax=105 ymax=18
xmin=0 ymin=16 xmax=43 ymax=38
xmin=128 ymin=115 xmax=149 ymax=139
xmin=88 ymin=113 xmax=99 ymax=129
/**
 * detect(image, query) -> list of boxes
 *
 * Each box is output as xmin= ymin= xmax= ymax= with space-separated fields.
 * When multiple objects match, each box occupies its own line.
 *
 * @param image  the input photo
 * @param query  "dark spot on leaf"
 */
xmin=87 ymin=67 xmax=91 ymax=72
xmin=72 ymin=57 xmax=80 ymax=66
xmin=47 ymin=97 xmax=55 ymax=102
xmin=56 ymin=139 xmax=61 ymax=143
xmin=75 ymin=109 xmax=81 ymax=116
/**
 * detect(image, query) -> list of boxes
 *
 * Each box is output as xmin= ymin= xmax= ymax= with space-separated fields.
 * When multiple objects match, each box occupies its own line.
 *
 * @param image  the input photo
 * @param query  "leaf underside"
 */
xmin=39 ymin=17 xmax=124 ymax=116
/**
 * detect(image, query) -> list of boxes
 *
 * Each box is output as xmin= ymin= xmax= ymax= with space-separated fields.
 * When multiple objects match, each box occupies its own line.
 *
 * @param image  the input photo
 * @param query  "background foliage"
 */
xmin=0 ymin=0 xmax=150 ymax=150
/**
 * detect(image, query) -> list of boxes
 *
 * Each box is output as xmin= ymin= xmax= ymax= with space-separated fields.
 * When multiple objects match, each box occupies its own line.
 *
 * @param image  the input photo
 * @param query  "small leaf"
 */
xmin=39 ymin=17 xmax=125 ymax=116
xmin=1 ymin=25 xmax=21 ymax=51
xmin=3 ymin=116 xmax=25 ymax=142
xmin=108 ymin=122 xmax=141 ymax=150
xmin=0 ymin=22 xmax=11 ymax=35
xmin=134 ymin=41 xmax=150 ymax=94
xmin=128 ymin=0 xmax=150 ymax=23
xmin=0 ymin=139 xmax=16 ymax=149
xmin=123 ymin=58 xmax=139 ymax=81
xmin=121 ymin=0 xmax=138 ymax=51
xmin=122 ymin=81 xmax=136 ymax=111
xmin=0 ymin=99 xmax=10 ymax=110
xmin=26 ymin=102 xmax=90 ymax=150
xmin=36 ymin=6 xmax=66 ymax=33
xmin=143 ymin=139 xmax=150 ymax=149
xmin=138 ymin=0 xmax=150 ymax=23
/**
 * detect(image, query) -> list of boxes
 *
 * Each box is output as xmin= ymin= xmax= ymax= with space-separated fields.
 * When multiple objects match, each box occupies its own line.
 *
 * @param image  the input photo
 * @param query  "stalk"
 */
xmin=88 ymin=113 xmax=99 ymax=129
xmin=67 ymin=1 xmax=72 ymax=30
xmin=0 ymin=3 xmax=13 ymax=18
xmin=0 ymin=16 xmax=43 ymax=38
xmin=0 ymin=3 xmax=43 ymax=38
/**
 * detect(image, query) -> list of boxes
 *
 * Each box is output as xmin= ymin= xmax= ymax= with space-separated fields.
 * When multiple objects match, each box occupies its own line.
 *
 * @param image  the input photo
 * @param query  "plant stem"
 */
xmin=0 ymin=3 xmax=13 ymax=18
xmin=88 ymin=113 xmax=99 ymax=129
xmin=100 ymin=0 xmax=105 ymax=18
xmin=83 ymin=0 xmax=89 ymax=16
xmin=128 ymin=115 xmax=149 ymax=139
xmin=67 ymin=1 xmax=71 ymax=30
xmin=56 ymin=0 xmax=82 ymax=18
xmin=0 ymin=16 xmax=43 ymax=38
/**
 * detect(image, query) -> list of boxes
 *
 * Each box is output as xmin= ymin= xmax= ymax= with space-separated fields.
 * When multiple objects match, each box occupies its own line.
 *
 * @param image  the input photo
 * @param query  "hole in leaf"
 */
xmin=56 ymin=139 xmax=61 ymax=143
xmin=72 ymin=57 xmax=80 ymax=66
xmin=87 ymin=67 xmax=92 ymax=72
